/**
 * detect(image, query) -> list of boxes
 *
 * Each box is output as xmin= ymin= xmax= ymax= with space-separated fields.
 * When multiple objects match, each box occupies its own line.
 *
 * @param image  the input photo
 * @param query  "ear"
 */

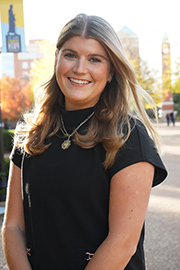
xmin=108 ymin=68 xmax=114 ymax=83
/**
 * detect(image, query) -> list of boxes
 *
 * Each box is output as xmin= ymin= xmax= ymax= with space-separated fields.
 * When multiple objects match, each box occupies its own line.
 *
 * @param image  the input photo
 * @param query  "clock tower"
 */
xmin=161 ymin=31 xmax=174 ymax=120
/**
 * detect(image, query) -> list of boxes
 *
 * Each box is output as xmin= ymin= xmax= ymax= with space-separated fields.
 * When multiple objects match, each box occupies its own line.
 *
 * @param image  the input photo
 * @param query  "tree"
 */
xmin=134 ymin=58 xmax=162 ymax=107
xmin=30 ymin=40 xmax=55 ymax=91
xmin=1 ymin=76 xmax=33 ymax=121
xmin=171 ymin=56 xmax=180 ymax=93
xmin=119 ymin=34 xmax=162 ymax=107
xmin=173 ymin=93 xmax=180 ymax=117
xmin=170 ymin=56 xmax=180 ymax=118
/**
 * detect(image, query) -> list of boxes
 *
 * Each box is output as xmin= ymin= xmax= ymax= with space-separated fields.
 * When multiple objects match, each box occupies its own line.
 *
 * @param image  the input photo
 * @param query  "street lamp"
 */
xmin=0 ymin=79 xmax=5 ymax=173
xmin=0 ymin=79 xmax=7 ymax=197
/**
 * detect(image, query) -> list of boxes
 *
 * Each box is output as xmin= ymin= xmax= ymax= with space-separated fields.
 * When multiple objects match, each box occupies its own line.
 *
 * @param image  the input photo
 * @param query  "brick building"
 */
xmin=0 ymin=39 xmax=45 ymax=79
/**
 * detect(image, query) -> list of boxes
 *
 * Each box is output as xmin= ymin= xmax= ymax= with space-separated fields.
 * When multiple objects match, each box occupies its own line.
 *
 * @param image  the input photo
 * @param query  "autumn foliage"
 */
xmin=1 ymin=76 xmax=33 ymax=121
xmin=30 ymin=40 xmax=55 ymax=90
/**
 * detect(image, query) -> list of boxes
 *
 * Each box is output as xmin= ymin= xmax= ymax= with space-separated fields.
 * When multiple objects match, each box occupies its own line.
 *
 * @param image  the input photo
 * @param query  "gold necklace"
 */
xmin=60 ymin=111 xmax=94 ymax=150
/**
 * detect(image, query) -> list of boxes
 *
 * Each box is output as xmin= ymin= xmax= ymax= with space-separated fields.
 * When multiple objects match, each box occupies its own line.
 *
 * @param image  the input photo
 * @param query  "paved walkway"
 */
xmin=145 ymin=122 xmax=180 ymax=270
xmin=0 ymin=122 xmax=180 ymax=269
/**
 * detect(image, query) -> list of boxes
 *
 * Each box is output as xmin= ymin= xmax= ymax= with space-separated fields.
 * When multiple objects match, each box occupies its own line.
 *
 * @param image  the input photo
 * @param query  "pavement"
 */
xmin=0 ymin=121 xmax=180 ymax=270
xmin=144 ymin=121 xmax=180 ymax=270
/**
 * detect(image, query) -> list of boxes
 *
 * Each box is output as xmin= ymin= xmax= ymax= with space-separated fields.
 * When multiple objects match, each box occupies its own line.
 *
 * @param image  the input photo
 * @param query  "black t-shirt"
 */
xmin=10 ymin=107 xmax=167 ymax=270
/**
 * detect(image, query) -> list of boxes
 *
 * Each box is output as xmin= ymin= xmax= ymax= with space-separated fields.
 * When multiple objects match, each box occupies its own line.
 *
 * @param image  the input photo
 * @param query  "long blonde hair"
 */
xmin=15 ymin=14 xmax=160 ymax=169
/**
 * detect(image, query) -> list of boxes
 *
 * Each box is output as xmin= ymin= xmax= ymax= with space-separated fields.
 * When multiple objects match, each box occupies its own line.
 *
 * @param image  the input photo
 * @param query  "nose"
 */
xmin=73 ymin=57 xmax=87 ymax=74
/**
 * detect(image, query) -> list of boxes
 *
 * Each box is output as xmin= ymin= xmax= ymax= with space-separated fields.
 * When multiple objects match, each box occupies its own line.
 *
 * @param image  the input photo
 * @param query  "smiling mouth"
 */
xmin=68 ymin=77 xmax=91 ymax=85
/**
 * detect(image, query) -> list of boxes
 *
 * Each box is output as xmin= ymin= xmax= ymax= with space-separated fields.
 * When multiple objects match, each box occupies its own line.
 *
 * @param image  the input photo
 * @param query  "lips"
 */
xmin=68 ymin=77 xmax=91 ymax=85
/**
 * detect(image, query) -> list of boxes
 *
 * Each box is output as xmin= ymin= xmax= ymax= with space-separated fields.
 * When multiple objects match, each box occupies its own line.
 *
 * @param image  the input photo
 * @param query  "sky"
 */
xmin=1 ymin=0 xmax=180 ymax=73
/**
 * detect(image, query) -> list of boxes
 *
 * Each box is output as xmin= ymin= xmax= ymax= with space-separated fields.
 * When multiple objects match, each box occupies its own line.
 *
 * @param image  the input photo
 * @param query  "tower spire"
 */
xmin=163 ymin=31 xmax=169 ymax=43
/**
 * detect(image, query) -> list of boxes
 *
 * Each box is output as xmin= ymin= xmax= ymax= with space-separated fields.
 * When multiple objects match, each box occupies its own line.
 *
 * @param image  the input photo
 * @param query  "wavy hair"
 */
xmin=15 ymin=13 xmax=160 ymax=169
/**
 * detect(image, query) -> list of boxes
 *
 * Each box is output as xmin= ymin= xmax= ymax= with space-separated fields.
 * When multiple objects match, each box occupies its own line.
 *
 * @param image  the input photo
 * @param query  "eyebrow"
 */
xmin=61 ymin=49 xmax=108 ymax=61
xmin=61 ymin=49 xmax=75 ymax=53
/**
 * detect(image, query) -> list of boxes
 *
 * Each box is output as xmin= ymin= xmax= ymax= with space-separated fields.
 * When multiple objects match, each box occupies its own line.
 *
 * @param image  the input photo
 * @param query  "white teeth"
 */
xmin=69 ymin=78 xmax=89 ymax=84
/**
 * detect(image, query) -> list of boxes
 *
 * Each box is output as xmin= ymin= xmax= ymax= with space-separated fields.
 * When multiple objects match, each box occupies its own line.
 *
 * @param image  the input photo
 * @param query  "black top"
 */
xmin=10 ymin=107 xmax=167 ymax=270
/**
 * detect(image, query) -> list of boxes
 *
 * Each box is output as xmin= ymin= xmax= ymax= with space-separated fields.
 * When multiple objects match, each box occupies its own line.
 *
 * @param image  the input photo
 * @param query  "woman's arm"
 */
xmin=85 ymin=161 xmax=154 ymax=270
xmin=2 ymin=161 xmax=32 ymax=270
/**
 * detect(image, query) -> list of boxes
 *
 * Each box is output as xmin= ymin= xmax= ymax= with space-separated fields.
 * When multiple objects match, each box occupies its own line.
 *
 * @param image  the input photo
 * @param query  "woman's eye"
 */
xmin=64 ymin=53 xmax=76 ymax=58
xmin=90 ymin=57 xmax=101 ymax=63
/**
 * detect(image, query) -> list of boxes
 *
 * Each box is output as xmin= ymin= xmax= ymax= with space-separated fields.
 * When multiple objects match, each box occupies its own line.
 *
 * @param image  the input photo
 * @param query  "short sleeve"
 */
xmin=108 ymin=119 xmax=167 ymax=187
xmin=10 ymin=146 xmax=23 ymax=169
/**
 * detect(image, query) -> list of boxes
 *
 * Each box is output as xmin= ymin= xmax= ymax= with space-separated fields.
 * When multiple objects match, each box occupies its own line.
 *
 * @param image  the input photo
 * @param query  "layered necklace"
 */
xmin=60 ymin=111 xmax=94 ymax=150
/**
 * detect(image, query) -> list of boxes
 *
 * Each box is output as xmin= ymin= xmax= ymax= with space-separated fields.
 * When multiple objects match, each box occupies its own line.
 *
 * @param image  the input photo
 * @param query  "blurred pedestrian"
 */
xmin=2 ymin=14 xmax=167 ymax=270
xmin=170 ymin=112 xmax=175 ymax=126
xmin=166 ymin=113 xmax=170 ymax=126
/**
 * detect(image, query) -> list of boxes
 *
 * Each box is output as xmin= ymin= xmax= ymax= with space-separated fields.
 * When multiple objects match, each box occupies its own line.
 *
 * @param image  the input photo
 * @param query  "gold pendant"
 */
xmin=61 ymin=139 xmax=71 ymax=150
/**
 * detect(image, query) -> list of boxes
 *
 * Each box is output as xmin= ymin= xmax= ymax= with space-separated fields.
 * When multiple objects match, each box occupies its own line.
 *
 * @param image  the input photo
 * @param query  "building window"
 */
xmin=30 ymin=53 xmax=36 ymax=59
xmin=18 ymin=53 xmax=28 ymax=60
xmin=1 ymin=53 xmax=14 ymax=77
xmin=22 ymin=61 xmax=28 ymax=69
xmin=30 ymin=61 xmax=36 ymax=68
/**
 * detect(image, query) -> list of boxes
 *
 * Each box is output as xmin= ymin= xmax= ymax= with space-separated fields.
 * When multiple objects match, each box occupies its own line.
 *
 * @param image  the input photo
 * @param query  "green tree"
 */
xmin=133 ymin=58 xmax=162 ymax=107
xmin=173 ymin=93 xmax=180 ymax=118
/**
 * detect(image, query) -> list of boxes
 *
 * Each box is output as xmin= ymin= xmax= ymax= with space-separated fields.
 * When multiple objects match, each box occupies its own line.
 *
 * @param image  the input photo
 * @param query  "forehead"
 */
xmin=61 ymin=36 xmax=108 ymax=55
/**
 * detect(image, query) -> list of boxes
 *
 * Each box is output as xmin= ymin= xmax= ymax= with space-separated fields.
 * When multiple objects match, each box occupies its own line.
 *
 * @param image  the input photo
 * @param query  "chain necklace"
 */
xmin=60 ymin=111 xmax=94 ymax=150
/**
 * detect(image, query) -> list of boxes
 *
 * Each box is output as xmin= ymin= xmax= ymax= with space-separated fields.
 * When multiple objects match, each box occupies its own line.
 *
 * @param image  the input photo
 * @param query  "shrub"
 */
xmin=0 ymin=158 xmax=10 ymax=202
xmin=4 ymin=157 xmax=10 ymax=176
xmin=3 ymin=129 xmax=14 ymax=152
xmin=0 ymin=172 xmax=7 ymax=201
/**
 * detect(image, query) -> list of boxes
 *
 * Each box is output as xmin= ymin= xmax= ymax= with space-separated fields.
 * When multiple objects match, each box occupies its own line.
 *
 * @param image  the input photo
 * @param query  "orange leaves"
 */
xmin=1 ymin=76 xmax=33 ymax=121
xmin=0 ymin=40 xmax=55 ymax=121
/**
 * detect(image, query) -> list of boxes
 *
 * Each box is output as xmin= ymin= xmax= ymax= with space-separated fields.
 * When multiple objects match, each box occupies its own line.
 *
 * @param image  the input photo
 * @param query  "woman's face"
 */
xmin=55 ymin=36 xmax=112 ymax=110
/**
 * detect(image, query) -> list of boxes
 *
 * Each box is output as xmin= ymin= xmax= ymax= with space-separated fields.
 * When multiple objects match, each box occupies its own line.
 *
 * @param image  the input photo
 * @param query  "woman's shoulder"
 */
xmin=10 ymin=145 xmax=31 ymax=169
xmin=9 ymin=146 xmax=24 ymax=168
xmin=121 ymin=116 xmax=150 ymax=141
xmin=110 ymin=116 xmax=167 ymax=186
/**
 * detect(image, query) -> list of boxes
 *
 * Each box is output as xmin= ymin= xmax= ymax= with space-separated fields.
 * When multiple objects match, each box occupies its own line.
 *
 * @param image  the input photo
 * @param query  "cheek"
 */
xmin=56 ymin=63 xmax=68 ymax=87
xmin=93 ymin=68 xmax=110 ymax=84
xmin=56 ymin=58 xmax=70 ymax=74
xmin=55 ymin=67 xmax=64 ymax=90
xmin=56 ymin=62 xmax=64 ymax=75
xmin=93 ymin=63 xmax=111 ymax=79
xmin=90 ymin=66 xmax=104 ymax=79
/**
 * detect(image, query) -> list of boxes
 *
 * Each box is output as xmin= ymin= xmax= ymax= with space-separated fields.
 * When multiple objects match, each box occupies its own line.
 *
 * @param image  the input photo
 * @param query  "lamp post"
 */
xmin=0 ymin=79 xmax=7 ymax=199
xmin=0 ymin=80 xmax=5 ymax=174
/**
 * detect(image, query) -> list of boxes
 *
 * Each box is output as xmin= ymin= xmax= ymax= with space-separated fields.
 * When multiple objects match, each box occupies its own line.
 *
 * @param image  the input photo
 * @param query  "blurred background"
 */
xmin=0 ymin=2 xmax=180 ymax=269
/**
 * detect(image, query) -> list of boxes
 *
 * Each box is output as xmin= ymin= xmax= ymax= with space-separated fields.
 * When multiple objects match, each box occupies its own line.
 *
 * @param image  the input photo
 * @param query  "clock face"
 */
xmin=163 ymin=47 xmax=169 ymax=54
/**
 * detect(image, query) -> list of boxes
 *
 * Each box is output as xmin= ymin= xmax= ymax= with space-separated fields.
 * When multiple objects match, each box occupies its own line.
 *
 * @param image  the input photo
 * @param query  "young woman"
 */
xmin=2 ymin=14 xmax=167 ymax=270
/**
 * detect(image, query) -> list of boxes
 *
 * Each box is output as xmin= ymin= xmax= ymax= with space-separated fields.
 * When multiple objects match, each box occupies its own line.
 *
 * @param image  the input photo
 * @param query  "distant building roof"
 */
xmin=163 ymin=31 xmax=170 ymax=43
xmin=117 ymin=26 xmax=138 ymax=37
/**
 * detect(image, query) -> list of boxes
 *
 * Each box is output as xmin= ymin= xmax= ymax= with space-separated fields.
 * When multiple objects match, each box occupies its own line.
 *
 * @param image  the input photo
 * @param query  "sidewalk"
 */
xmin=145 ymin=122 xmax=180 ymax=269
xmin=0 ymin=122 xmax=180 ymax=269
